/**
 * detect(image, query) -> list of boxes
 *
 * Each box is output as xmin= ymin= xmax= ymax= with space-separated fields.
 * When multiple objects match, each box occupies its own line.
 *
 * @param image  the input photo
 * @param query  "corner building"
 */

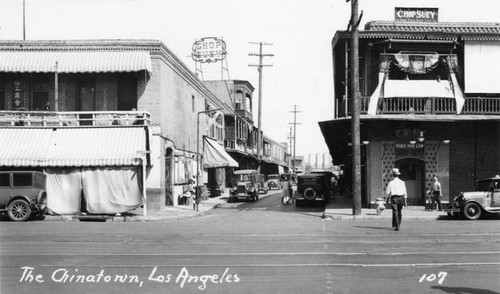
xmin=320 ymin=17 xmax=500 ymax=207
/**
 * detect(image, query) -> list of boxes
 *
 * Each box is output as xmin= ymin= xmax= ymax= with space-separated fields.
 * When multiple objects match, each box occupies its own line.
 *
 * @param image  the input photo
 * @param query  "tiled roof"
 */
xmin=365 ymin=21 xmax=500 ymax=34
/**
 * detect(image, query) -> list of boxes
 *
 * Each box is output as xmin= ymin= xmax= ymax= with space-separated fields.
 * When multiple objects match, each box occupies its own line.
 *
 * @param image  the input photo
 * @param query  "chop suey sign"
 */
xmin=395 ymin=7 xmax=438 ymax=22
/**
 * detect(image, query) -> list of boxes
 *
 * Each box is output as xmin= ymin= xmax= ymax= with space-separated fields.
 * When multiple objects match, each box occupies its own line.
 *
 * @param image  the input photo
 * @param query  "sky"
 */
xmin=0 ymin=0 xmax=499 ymax=158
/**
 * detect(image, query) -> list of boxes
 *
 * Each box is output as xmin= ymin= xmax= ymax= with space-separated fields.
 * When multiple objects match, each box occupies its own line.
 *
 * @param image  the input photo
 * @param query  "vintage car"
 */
xmin=229 ymin=169 xmax=262 ymax=202
xmin=310 ymin=170 xmax=336 ymax=192
xmin=0 ymin=171 xmax=47 ymax=221
xmin=266 ymin=174 xmax=281 ymax=190
xmin=255 ymin=174 xmax=268 ymax=194
xmin=294 ymin=173 xmax=331 ymax=207
xmin=444 ymin=175 xmax=500 ymax=220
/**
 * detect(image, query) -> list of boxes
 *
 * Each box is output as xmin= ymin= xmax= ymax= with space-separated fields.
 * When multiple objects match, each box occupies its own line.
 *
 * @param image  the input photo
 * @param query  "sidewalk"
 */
xmin=43 ymin=191 xmax=447 ymax=222
xmin=322 ymin=194 xmax=446 ymax=220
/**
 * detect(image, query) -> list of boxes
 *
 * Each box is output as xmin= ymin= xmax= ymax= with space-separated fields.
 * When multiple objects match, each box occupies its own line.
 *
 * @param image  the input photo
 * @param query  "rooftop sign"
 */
xmin=191 ymin=37 xmax=227 ymax=63
xmin=395 ymin=7 xmax=439 ymax=22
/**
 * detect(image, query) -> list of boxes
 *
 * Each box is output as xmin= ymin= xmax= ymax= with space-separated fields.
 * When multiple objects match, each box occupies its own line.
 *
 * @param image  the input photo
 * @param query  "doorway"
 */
xmin=395 ymin=158 xmax=425 ymax=205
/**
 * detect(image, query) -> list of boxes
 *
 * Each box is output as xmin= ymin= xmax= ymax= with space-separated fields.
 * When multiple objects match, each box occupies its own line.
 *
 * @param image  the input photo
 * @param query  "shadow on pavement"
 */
xmin=432 ymin=286 xmax=500 ymax=294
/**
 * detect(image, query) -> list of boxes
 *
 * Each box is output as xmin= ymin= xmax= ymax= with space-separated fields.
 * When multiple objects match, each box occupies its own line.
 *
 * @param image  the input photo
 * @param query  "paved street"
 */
xmin=1 ymin=190 xmax=499 ymax=294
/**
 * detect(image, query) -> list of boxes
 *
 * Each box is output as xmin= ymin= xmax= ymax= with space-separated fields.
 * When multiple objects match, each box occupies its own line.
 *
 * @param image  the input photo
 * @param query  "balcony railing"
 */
xmin=353 ymin=96 xmax=500 ymax=115
xmin=0 ymin=111 xmax=151 ymax=127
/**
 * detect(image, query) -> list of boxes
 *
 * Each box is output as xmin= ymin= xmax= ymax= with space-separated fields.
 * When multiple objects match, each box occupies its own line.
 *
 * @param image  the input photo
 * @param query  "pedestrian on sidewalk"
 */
xmin=431 ymin=175 xmax=442 ymax=211
xmin=386 ymin=168 xmax=407 ymax=231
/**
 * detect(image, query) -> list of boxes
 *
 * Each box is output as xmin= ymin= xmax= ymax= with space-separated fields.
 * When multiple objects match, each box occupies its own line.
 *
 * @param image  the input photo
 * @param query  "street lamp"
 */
xmin=196 ymin=108 xmax=222 ymax=211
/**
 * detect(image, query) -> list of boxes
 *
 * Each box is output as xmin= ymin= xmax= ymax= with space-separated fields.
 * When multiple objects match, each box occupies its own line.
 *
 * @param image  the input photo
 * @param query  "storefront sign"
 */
xmin=395 ymin=7 xmax=438 ymax=22
xmin=395 ymin=143 xmax=424 ymax=159
xmin=191 ymin=37 xmax=227 ymax=63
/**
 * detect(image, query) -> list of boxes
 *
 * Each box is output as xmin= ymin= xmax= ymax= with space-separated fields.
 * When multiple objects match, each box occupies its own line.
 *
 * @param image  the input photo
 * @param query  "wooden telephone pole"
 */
xmin=349 ymin=0 xmax=362 ymax=215
xmin=249 ymin=42 xmax=273 ymax=172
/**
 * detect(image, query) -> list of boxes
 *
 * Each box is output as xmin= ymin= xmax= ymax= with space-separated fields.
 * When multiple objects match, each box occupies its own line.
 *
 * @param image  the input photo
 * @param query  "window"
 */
xmin=235 ymin=92 xmax=243 ymax=110
xmin=13 ymin=173 xmax=32 ymax=187
xmin=118 ymin=73 xmax=137 ymax=110
xmin=0 ymin=174 xmax=10 ymax=187
xmin=32 ymin=74 xmax=49 ymax=110
xmin=192 ymin=95 xmax=195 ymax=113
xmin=0 ymin=75 xmax=5 ymax=110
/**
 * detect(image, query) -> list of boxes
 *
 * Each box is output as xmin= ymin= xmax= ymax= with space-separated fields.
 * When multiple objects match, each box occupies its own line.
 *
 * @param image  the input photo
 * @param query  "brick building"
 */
xmin=0 ymin=39 xmax=236 ymax=214
xmin=319 ymin=14 xmax=500 ymax=207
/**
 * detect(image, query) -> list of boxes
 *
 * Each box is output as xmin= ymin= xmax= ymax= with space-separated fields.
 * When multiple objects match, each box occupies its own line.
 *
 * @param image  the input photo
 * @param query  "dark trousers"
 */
xmin=390 ymin=196 xmax=404 ymax=228
xmin=432 ymin=192 xmax=442 ymax=210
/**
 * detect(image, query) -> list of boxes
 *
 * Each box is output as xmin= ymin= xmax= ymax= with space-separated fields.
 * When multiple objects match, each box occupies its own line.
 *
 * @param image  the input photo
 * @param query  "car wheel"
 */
xmin=462 ymin=202 xmax=481 ymax=220
xmin=7 ymin=199 xmax=32 ymax=222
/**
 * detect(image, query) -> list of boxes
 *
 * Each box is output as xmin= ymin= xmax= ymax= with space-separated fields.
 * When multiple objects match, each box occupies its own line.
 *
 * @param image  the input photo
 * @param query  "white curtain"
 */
xmin=367 ymin=72 xmax=387 ymax=115
xmin=446 ymin=56 xmax=466 ymax=114
xmin=82 ymin=167 xmax=143 ymax=214
xmin=45 ymin=168 xmax=82 ymax=215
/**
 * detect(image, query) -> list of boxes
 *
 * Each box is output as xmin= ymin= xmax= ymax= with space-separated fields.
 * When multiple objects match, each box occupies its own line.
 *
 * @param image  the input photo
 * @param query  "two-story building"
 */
xmin=203 ymin=80 xmax=289 ymax=187
xmin=319 ymin=12 xmax=500 ymax=207
xmin=0 ymin=39 xmax=238 ymax=214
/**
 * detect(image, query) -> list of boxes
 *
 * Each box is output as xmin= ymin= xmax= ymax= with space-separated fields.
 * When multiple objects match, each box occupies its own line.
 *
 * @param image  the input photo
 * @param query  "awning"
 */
xmin=204 ymin=137 xmax=239 ymax=168
xmin=0 ymin=127 xmax=147 ymax=166
xmin=0 ymin=51 xmax=152 ymax=73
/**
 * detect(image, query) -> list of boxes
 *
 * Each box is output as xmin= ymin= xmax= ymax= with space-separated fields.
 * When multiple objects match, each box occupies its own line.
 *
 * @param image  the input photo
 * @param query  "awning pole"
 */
xmin=142 ymin=155 xmax=147 ymax=216
xmin=54 ymin=61 xmax=59 ymax=111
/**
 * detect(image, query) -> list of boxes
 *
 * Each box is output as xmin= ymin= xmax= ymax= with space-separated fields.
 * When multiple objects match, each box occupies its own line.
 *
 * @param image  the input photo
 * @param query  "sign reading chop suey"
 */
xmin=192 ymin=37 xmax=227 ymax=63
xmin=395 ymin=7 xmax=439 ymax=22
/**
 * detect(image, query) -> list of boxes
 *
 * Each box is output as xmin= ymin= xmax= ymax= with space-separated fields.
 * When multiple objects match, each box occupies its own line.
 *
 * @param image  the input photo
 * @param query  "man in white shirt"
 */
xmin=431 ymin=175 xmax=442 ymax=211
xmin=386 ymin=168 xmax=407 ymax=231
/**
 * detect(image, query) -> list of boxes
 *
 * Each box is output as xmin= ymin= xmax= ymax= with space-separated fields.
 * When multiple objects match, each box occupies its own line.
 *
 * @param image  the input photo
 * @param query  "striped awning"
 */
xmin=0 ymin=127 xmax=147 ymax=167
xmin=0 ymin=51 xmax=152 ymax=73
xmin=204 ymin=137 xmax=238 ymax=168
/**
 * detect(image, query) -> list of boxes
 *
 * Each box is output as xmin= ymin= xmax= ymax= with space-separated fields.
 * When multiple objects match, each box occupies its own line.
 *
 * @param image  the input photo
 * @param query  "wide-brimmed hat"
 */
xmin=392 ymin=168 xmax=401 ymax=175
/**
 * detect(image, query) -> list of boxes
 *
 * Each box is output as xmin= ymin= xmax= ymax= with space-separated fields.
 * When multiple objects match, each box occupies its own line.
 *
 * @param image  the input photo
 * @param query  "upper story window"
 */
xmin=32 ymin=74 xmax=49 ymax=110
xmin=235 ymin=91 xmax=243 ymax=110
xmin=0 ymin=75 xmax=5 ymax=110
xmin=192 ymin=95 xmax=195 ymax=113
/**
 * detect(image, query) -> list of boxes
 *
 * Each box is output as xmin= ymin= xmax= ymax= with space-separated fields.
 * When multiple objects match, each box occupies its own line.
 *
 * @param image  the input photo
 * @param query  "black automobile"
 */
xmin=0 ymin=171 xmax=47 ymax=221
xmin=295 ymin=173 xmax=331 ymax=207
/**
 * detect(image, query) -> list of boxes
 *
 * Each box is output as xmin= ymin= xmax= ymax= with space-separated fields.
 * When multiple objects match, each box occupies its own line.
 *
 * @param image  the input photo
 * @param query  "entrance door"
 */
xmin=79 ymin=84 xmax=95 ymax=111
xmin=79 ymin=82 xmax=95 ymax=126
xmin=396 ymin=159 xmax=425 ymax=205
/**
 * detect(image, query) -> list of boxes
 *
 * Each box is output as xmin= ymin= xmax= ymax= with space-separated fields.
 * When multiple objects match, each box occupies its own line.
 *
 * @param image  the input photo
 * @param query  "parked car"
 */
xmin=229 ymin=169 xmax=261 ymax=202
xmin=310 ymin=170 xmax=335 ymax=193
xmin=0 ymin=171 xmax=47 ymax=221
xmin=295 ymin=173 xmax=331 ymax=207
xmin=255 ymin=174 xmax=268 ymax=194
xmin=444 ymin=175 xmax=500 ymax=220
xmin=266 ymin=174 xmax=281 ymax=190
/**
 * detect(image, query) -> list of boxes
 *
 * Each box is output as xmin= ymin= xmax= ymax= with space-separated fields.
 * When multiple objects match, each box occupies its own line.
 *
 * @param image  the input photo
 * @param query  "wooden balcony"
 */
xmin=0 ymin=111 xmax=151 ymax=127
xmin=351 ymin=96 xmax=500 ymax=115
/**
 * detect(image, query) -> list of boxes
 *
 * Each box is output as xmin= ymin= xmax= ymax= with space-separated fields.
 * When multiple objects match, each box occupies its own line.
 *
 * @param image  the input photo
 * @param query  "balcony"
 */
xmin=0 ymin=111 xmax=151 ymax=127
xmin=354 ymin=96 xmax=500 ymax=115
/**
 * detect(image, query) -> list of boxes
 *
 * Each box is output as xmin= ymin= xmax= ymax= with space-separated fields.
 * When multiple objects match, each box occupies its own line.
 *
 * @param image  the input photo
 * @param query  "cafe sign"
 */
xmin=191 ymin=37 xmax=227 ymax=63
xmin=395 ymin=143 xmax=424 ymax=159
xmin=395 ymin=7 xmax=438 ymax=22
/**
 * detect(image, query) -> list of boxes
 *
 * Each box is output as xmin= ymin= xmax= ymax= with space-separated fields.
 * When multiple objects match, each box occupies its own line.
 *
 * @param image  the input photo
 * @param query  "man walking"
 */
xmin=386 ymin=168 xmax=407 ymax=231
xmin=431 ymin=175 xmax=442 ymax=211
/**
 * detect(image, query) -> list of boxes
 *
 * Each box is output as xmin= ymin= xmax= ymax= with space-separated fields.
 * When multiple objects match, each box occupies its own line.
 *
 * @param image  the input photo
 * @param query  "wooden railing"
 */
xmin=0 ymin=111 xmax=151 ymax=127
xmin=351 ymin=96 xmax=500 ymax=115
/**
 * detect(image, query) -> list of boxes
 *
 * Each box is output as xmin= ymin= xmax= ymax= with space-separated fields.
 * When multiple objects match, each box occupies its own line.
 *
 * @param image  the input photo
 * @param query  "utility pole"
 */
xmin=23 ymin=0 xmax=26 ymax=40
xmin=249 ymin=42 xmax=273 ymax=172
xmin=349 ymin=0 xmax=362 ymax=215
xmin=289 ymin=105 xmax=301 ymax=172
xmin=287 ymin=126 xmax=293 ymax=168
